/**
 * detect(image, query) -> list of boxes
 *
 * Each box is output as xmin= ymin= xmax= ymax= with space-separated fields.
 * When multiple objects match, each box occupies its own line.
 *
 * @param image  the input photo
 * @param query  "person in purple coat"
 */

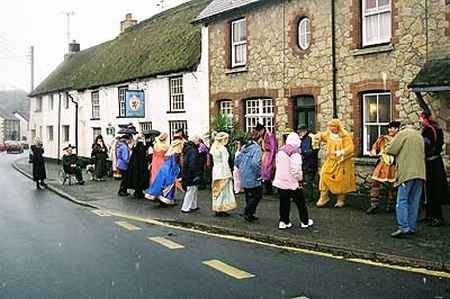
xmin=255 ymin=123 xmax=278 ymax=195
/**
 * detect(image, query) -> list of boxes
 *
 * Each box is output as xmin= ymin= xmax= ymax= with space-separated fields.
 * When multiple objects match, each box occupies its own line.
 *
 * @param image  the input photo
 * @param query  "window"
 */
xmin=93 ymin=127 xmax=102 ymax=142
xmin=62 ymin=125 xmax=70 ymax=142
xmin=46 ymin=126 xmax=54 ymax=141
xmin=298 ymin=18 xmax=311 ymax=50
xmin=91 ymin=91 xmax=100 ymax=119
xmin=35 ymin=97 xmax=43 ymax=112
xmin=294 ymin=96 xmax=315 ymax=132
xmin=49 ymin=94 xmax=54 ymax=111
xmin=219 ymin=100 xmax=233 ymax=127
xmin=231 ymin=18 xmax=247 ymax=67
xmin=362 ymin=0 xmax=391 ymax=46
xmin=31 ymin=129 xmax=36 ymax=142
xmin=362 ymin=92 xmax=392 ymax=154
xmin=39 ymin=126 xmax=42 ymax=139
xmin=245 ymin=98 xmax=274 ymax=132
xmin=140 ymin=122 xmax=152 ymax=132
xmin=118 ymin=86 xmax=128 ymax=117
xmin=63 ymin=94 xmax=69 ymax=109
xmin=169 ymin=120 xmax=188 ymax=141
xmin=169 ymin=77 xmax=184 ymax=111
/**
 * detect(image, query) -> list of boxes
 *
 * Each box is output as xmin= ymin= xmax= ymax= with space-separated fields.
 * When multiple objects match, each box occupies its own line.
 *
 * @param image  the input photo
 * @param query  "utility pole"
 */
xmin=29 ymin=46 xmax=34 ymax=92
xmin=61 ymin=11 xmax=75 ymax=52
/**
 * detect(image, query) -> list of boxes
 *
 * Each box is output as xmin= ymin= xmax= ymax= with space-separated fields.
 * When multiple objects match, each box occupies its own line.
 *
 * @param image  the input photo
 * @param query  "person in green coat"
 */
xmin=385 ymin=125 xmax=426 ymax=238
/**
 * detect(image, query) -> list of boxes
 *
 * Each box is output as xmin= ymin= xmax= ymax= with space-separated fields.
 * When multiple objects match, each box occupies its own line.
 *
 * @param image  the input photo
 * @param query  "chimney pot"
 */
xmin=120 ymin=13 xmax=137 ymax=33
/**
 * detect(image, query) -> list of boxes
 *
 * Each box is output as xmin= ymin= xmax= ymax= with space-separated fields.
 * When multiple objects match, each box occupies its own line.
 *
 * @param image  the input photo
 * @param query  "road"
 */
xmin=1 ymin=152 xmax=449 ymax=299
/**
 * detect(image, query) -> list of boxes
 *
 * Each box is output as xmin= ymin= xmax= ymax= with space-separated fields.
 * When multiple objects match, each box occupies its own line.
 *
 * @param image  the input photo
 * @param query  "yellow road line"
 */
xmin=203 ymin=259 xmax=255 ymax=279
xmin=102 ymin=209 xmax=450 ymax=279
xmin=91 ymin=209 xmax=111 ymax=217
xmin=292 ymin=296 xmax=310 ymax=299
xmin=148 ymin=237 xmax=184 ymax=249
xmin=115 ymin=221 xmax=141 ymax=231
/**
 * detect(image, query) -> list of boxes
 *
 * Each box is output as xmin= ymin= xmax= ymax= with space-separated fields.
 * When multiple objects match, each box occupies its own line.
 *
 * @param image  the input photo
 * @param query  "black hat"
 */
xmin=255 ymin=123 xmax=265 ymax=131
xmin=387 ymin=121 xmax=401 ymax=129
xmin=297 ymin=125 xmax=307 ymax=131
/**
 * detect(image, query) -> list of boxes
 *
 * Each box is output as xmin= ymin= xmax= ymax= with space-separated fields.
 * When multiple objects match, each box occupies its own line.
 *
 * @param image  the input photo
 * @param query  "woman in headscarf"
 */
xmin=144 ymin=139 xmax=184 ymax=205
xmin=30 ymin=137 xmax=47 ymax=189
xmin=126 ymin=134 xmax=149 ymax=198
xmin=91 ymin=135 xmax=108 ymax=181
xmin=210 ymin=132 xmax=237 ymax=216
xmin=419 ymin=111 xmax=449 ymax=227
xmin=150 ymin=133 xmax=169 ymax=185
xmin=315 ymin=119 xmax=356 ymax=208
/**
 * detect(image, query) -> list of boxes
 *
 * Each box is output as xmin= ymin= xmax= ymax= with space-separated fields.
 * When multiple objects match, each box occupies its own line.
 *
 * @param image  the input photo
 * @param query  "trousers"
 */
xmin=244 ymin=186 xmax=262 ymax=216
xmin=278 ymin=188 xmax=309 ymax=225
xmin=396 ymin=179 xmax=424 ymax=232
xmin=181 ymin=186 xmax=198 ymax=212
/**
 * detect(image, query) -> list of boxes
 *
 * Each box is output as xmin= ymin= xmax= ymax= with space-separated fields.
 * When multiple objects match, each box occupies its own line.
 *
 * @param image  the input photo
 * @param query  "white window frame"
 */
xmin=362 ymin=92 xmax=392 ymax=155
xmin=49 ymin=94 xmax=54 ymax=111
xmin=169 ymin=120 xmax=188 ymax=141
xmin=93 ymin=127 xmax=102 ymax=142
xmin=46 ymin=125 xmax=54 ymax=141
xmin=118 ymin=86 xmax=128 ymax=117
xmin=298 ymin=17 xmax=311 ymax=50
xmin=169 ymin=76 xmax=184 ymax=112
xmin=140 ymin=122 xmax=152 ymax=132
xmin=245 ymin=98 xmax=275 ymax=133
xmin=362 ymin=0 xmax=391 ymax=46
xmin=231 ymin=18 xmax=247 ymax=68
xmin=219 ymin=100 xmax=233 ymax=128
xmin=62 ymin=125 xmax=70 ymax=142
xmin=91 ymin=91 xmax=100 ymax=119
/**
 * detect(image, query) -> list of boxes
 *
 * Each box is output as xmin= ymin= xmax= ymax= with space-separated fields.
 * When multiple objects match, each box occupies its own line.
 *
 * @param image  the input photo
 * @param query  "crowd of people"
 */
xmin=29 ymin=110 xmax=449 ymax=238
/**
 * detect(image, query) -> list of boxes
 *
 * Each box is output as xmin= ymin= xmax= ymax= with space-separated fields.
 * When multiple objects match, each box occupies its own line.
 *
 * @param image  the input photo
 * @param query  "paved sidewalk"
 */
xmin=13 ymin=157 xmax=450 ymax=271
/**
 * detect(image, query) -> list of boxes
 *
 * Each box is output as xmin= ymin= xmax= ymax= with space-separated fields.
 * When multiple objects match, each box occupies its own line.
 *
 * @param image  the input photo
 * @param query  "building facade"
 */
xmin=197 ymin=0 xmax=450 ymax=187
xmin=29 ymin=0 xmax=210 ymax=159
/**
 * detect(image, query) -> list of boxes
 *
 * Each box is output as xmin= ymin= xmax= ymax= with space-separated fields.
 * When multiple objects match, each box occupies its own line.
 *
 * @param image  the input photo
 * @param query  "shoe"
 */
xmin=300 ymin=219 xmax=314 ymax=228
xmin=428 ymin=218 xmax=445 ymax=227
xmin=278 ymin=221 xmax=293 ymax=229
xmin=366 ymin=206 xmax=378 ymax=215
xmin=181 ymin=209 xmax=191 ymax=214
xmin=240 ymin=213 xmax=253 ymax=222
xmin=390 ymin=229 xmax=409 ymax=238
xmin=316 ymin=192 xmax=330 ymax=208
xmin=190 ymin=207 xmax=200 ymax=212
xmin=78 ymin=181 xmax=85 ymax=185
xmin=118 ymin=191 xmax=129 ymax=197
xmin=334 ymin=194 xmax=346 ymax=208
xmin=249 ymin=215 xmax=259 ymax=221
xmin=36 ymin=184 xmax=42 ymax=190
xmin=386 ymin=205 xmax=394 ymax=213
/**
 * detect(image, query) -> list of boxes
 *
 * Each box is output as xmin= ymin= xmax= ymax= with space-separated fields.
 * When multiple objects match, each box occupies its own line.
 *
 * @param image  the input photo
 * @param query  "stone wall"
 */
xmin=207 ymin=0 xmax=450 ymax=189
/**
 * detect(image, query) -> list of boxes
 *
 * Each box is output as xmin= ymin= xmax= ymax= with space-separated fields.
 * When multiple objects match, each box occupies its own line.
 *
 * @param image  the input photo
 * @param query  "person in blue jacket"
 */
xmin=116 ymin=135 xmax=131 ymax=196
xmin=235 ymin=131 xmax=263 ymax=222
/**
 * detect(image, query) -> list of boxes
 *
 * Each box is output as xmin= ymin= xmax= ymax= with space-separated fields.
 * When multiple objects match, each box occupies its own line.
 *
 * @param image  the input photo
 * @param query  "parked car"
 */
xmin=5 ymin=141 xmax=24 ymax=154
xmin=0 ymin=143 xmax=6 ymax=152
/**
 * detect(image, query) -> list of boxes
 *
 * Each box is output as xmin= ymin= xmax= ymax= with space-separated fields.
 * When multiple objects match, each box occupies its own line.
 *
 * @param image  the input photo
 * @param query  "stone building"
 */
xmin=196 ymin=0 xmax=450 ymax=189
xmin=29 ymin=0 xmax=210 ymax=160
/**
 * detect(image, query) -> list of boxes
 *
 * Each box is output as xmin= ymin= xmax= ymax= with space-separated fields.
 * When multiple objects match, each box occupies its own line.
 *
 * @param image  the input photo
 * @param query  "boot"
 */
xmin=316 ymin=191 xmax=330 ymax=208
xmin=36 ymin=182 xmax=42 ymax=190
xmin=335 ymin=194 xmax=346 ymax=208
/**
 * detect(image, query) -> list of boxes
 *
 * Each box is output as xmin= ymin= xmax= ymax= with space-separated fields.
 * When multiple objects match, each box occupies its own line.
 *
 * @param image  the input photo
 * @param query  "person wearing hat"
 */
xmin=117 ymin=135 xmax=131 ymax=196
xmin=366 ymin=121 xmax=401 ymax=214
xmin=62 ymin=144 xmax=85 ymax=185
xmin=298 ymin=125 xmax=320 ymax=203
xmin=419 ymin=111 xmax=448 ymax=227
xmin=150 ymin=133 xmax=169 ymax=185
xmin=30 ymin=137 xmax=48 ymax=189
xmin=210 ymin=132 xmax=237 ymax=216
xmin=385 ymin=123 xmax=426 ymax=238
xmin=315 ymin=119 xmax=356 ymax=208
xmin=125 ymin=134 xmax=149 ymax=199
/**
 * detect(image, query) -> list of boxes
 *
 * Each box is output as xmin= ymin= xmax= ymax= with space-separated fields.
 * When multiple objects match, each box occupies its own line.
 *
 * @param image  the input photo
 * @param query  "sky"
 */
xmin=0 ymin=0 xmax=189 ymax=93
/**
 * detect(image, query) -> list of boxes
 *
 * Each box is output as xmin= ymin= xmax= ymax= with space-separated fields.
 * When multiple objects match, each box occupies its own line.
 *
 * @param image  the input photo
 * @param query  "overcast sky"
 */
xmin=0 ymin=0 xmax=189 ymax=93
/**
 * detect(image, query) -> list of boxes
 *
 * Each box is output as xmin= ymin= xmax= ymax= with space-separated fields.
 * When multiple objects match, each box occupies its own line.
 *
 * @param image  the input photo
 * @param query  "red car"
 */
xmin=5 ymin=141 xmax=24 ymax=154
xmin=0 ymin=143 xmax=6 ymax=152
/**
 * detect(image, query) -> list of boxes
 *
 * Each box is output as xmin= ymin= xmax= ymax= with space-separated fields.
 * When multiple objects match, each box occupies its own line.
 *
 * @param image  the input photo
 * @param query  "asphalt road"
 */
xmin=1 ymin=152 xmax=449 ymax=299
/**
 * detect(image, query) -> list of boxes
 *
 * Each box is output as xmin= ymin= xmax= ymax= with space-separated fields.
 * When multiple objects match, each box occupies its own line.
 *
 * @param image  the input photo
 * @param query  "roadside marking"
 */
xmin=91 ymin=209 xmax=111 ymax=217
xmin=115 ymin=221 xmax=141 ymax=231
xmin=203 ymin=259 xmax=255 ymax=279
xmin=101 ymin=209 xmax=450 ymax=279
xmin=292 ymin=296 xmax=310 ymax=299
xmin=148 ymin=237 xmax=184 ymax=249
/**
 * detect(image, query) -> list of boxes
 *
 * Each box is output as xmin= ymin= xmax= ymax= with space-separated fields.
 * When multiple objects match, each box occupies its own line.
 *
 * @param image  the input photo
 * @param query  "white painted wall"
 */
xmin=13 ymin=112 xmax=30 ymax=143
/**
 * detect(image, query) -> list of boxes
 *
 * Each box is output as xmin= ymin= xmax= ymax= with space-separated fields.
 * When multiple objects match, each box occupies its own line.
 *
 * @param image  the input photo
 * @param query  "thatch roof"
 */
xmin=409 ymin=58 xmax=450 ymax=92
xmin=30 ymin=0 xmax=210 ymax=97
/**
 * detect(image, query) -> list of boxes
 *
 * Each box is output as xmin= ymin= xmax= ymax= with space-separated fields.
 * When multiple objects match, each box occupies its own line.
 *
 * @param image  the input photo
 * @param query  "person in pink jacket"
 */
xmin=273 ymin=132 xmax=313 ymax=230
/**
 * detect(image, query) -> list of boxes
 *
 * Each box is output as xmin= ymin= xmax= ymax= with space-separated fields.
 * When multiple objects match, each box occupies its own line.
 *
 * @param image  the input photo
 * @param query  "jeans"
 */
xmin=278 ymin=188 xmax=309 ymax=225
xmin=118 ymin=169 xmax=128 ymax=194
xmin=181 ymin=186 xmax=198 ymax=212
xmin=244 ymin=186 xmax=263 ymax=216
xmin=396 ymin=179 xmax=424 ymax=232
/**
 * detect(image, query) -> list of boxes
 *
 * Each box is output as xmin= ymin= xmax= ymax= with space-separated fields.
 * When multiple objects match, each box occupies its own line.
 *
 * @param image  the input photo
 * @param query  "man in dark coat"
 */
xmin=125 ymin=135 xmax=149 ymax=199
xmin=30 ymin=138 xmax=47 ymax=189
xmin=298 ymin=125 xmax=319 ymax=202
xmin=180 ymin=135 xmax=203 ymax=213
xmin=62 ymin=145 xmax=85 ymax=185
xmin=419 ymin=112 xmax=449 ymax=227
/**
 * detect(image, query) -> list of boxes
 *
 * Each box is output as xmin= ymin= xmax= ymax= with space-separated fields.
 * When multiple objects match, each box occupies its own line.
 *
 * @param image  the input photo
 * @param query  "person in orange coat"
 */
xmin=315 ymin=119 xmax=356 ymax=208
xmin=366 ymin=121 xmax=400 ymax=214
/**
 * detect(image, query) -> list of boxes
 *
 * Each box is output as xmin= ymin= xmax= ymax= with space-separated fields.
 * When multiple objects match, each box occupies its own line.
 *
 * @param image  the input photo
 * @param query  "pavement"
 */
xmin=12 ymin=156 xmax=450 ymax=272
xmin=2 ymin=152 xmax=450 ymax=298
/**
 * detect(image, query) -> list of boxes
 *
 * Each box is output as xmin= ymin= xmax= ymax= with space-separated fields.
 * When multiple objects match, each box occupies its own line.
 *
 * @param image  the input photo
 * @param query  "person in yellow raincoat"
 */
xmin=315 ymin=119 xmax=356 ymax=208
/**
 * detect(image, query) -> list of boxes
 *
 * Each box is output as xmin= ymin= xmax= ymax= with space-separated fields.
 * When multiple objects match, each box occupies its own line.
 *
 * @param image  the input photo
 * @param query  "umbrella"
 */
xmin=118 ymin=125 xmax=138 ymax=135
xmin=143 ymin=129 xmax=161 ymax=136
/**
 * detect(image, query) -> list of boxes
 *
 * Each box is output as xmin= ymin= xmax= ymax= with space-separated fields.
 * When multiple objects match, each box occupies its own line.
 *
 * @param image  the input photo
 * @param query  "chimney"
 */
xmin=120 ymin=13 xmax=137 ymax=33
xmin=64 ymin=40 xmax=80 ymax=59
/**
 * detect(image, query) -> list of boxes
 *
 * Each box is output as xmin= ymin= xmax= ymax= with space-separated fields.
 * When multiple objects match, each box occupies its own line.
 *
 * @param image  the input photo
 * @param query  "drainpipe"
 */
xmin=57 ymin=93 xmax=62 ymax=164
xmin=331 ymin=0 xmax=338 ymax=118
xmin=67 ymin=93 xmax=79 ymax=153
